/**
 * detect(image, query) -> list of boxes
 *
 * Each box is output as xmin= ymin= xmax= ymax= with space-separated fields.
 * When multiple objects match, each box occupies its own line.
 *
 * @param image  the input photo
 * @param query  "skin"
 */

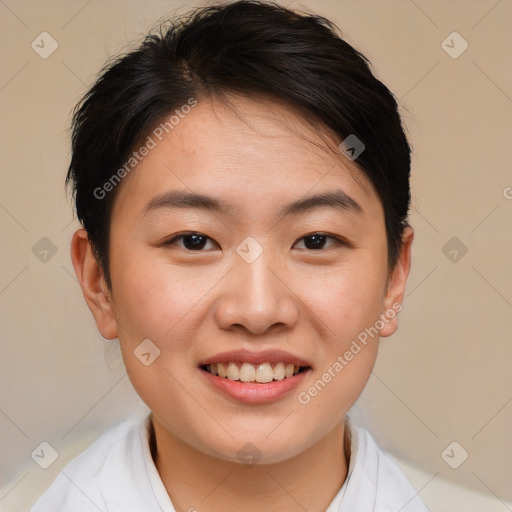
xmin=71 ymin=93 xmax=413 ymax=512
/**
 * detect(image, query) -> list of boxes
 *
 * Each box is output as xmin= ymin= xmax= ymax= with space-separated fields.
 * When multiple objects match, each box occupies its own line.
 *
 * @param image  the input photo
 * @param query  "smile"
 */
xmin=201 ymin=361 xmax=309 ymax=383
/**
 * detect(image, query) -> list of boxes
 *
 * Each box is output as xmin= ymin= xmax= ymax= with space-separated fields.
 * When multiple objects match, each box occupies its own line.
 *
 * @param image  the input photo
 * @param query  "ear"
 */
xmin=379 ymin=225 xmax=414 ymax=338
xmin=70 ymin=228 xmax=118 ymax=340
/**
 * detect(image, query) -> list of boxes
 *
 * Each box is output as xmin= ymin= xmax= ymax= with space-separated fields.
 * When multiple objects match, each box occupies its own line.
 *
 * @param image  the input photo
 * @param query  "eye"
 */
xmin=163 ymin=232 xmax=219 ymax=251
xmin=163 ymin=231 xmax=344 ymax=251
xmin=293 ymin=233 xmax=344 ymax=250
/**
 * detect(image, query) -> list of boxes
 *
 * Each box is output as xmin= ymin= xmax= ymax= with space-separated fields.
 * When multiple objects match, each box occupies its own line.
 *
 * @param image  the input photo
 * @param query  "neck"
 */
xmin=149 ymin=415 xmax=351 ymax=512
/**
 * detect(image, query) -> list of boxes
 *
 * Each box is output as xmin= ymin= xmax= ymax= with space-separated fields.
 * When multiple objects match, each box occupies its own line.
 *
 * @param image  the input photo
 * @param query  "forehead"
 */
xmin=112 ymin=94 xmax=382 ymax=224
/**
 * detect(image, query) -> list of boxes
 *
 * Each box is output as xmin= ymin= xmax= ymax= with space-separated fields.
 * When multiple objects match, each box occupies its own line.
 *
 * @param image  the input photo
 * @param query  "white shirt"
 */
xmin=30 ymin=413 xmax=430 ymax=512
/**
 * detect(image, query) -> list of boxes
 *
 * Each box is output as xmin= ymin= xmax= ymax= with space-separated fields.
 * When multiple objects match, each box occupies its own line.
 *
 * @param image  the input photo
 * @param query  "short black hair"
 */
xmin=66 ymin=0 xmax=411 ymax=290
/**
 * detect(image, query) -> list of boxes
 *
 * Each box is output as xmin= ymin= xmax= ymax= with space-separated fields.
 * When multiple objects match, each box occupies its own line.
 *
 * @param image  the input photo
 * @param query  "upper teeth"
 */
xmin=205 ymin=362 xmax=301 ymax=383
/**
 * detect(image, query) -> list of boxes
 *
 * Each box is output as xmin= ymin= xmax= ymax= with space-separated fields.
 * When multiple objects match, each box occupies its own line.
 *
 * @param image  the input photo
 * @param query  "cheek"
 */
xmin=109 ymin=250 xmax=220 ymax=398
xmin=299 ymin=342 xmax=378 ymax=425
xmin=109 ymin=248 xmax=212 ymax=342
xmin=297 ymin=251 xmax=386 ymax=410
xmin=109 ymin=254 xmax=208 ymax=427
xmin=303 ymin=256 xmax=388 ymax=344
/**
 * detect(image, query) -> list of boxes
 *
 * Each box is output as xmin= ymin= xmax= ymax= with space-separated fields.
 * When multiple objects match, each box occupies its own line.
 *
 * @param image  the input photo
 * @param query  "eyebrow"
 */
xmin=140 ymin=188 xmax=363 ymax=219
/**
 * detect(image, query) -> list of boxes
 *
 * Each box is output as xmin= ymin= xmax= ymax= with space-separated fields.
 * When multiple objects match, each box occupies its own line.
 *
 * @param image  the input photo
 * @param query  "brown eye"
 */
xmin=164 ymin=232 xmax=218 ymax=251
xmin=294 ymin=233 xmax=343 ymax=250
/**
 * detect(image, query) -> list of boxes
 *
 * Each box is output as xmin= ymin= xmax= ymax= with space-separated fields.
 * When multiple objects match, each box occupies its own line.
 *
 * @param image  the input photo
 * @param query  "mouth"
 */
xmin=197 ymin=349 xmax=313 ymax=403
xmin=199 ymin=361 xmax=311 ymax=383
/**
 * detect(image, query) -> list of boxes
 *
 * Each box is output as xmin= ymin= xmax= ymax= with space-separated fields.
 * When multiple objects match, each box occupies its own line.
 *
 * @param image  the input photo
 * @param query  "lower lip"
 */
xmin=199 ymin=367 xmax=312 ymax=404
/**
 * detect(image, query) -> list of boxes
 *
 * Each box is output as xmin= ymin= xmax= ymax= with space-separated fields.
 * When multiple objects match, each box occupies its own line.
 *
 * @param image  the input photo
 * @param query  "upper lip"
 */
xmin=198 ymin=348 xmax=312 ymax=368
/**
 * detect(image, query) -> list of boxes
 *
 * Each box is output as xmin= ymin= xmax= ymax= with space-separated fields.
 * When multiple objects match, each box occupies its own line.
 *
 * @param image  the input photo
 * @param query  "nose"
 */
xmin=213 ymin=247 xmax=299 ymax=336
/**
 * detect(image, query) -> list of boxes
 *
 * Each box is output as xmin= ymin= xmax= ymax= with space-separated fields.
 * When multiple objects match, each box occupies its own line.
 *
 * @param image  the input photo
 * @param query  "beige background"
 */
xmin=1 ymin=0 xmax=511 ymax=511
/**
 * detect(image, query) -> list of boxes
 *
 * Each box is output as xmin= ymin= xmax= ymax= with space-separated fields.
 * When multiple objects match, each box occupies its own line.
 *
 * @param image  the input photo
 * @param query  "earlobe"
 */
xmin=379 ymin=226 xmax=414 ymax=338
xmin=70 ymin=228 xmax=118 ymax=340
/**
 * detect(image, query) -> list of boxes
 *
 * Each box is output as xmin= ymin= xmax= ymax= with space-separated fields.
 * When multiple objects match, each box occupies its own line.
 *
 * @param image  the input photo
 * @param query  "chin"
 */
xmin=199 ymin=430 xmax=309 ymax=466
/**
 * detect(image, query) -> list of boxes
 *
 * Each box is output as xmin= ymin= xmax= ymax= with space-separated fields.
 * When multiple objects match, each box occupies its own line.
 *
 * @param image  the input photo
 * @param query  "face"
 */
xmin=73 ymin=94 xmax=413 ymax=465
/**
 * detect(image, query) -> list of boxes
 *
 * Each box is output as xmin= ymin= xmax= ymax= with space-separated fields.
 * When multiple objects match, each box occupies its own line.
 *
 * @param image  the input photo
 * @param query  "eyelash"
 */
xmin=162 ymin=232 xmax=345 ymax=251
